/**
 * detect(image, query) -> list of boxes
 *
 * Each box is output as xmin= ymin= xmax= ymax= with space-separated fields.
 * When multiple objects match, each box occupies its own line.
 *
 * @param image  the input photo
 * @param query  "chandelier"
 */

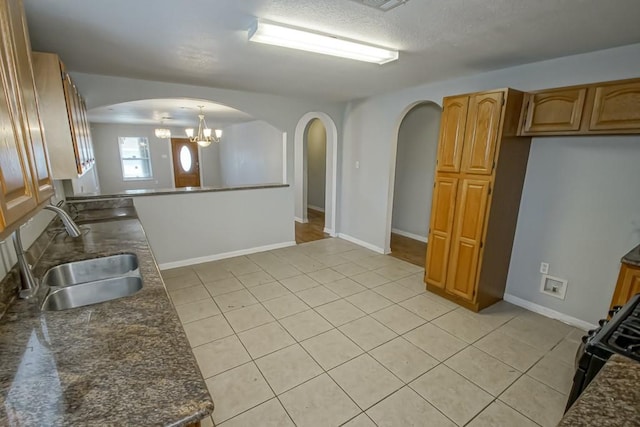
xmin=186 ymin=106 xmax=222 ymax=147
xmin=154 ymin=118 xmax=171 ymax=139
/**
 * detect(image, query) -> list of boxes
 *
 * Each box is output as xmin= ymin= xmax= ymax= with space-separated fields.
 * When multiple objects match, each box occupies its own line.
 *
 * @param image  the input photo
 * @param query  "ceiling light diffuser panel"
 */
xmin=248 ymin=20 xmax=399 ymax=65
xmin=349 ymin=0 xmax=410 ymax=11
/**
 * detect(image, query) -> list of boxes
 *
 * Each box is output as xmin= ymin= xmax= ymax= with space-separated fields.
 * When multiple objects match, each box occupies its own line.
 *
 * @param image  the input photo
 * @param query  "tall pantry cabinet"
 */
xmin=424 ymin=89 xmax=531 ymax=311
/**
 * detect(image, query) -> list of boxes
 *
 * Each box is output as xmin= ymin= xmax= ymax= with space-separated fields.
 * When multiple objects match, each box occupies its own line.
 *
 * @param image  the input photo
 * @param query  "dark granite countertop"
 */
xmin=66 ymin=183 xmax=289 ymax=200
xmin=559 ymin=354 xmax=640 ymax=427
xmin=0 ymin=204 xmax=213 ymax=425
xmin=622 ymin=244 xmax=640 ymax=267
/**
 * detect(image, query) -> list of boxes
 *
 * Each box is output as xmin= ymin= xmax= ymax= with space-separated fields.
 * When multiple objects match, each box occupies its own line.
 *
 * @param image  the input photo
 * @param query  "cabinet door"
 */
xmin=4 ymin=0 xmax=53 ymax=202
xmin=460 ymin=92 xmax=504 ymax=175
xmin=79 ymin=97 xmax=94 ymax=166
xmin=0 ymin=19 xmax=36 ymax=227
xmin=436 ymin=95 xmax=468 ymax=173
xmin=590 ymin=80 xmax=640 ymax=131
xmin=425 ymin=176 xmax=458 ymax=288
xmin=445 ymin=178 xmax=490 ymax=301
xmin=61 ymin=72 xmax=82 ymax=173
xmin=522 ymin=88 xmax=586 ymax=134
xmin=610 ymin=264 xmax=640 ymax=308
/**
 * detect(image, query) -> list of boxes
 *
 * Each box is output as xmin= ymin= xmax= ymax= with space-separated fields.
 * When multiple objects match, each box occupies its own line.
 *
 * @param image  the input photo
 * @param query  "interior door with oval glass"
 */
xmin=171 ymin=138 xmax=200 ymax=188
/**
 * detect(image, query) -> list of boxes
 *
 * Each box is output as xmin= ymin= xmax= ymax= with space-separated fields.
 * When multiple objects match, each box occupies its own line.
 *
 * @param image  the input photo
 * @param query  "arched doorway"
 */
xmin=294 ymin=112 xmax=338 ymax=242
xmin=296 ymin=119 xmax=328 ymax=243
xmin=386 ymin=101 xmax=442 ymax=266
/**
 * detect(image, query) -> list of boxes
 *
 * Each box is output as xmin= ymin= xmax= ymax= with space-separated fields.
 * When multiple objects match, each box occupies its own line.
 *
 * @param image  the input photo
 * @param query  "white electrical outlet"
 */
xmin=540 ymin=262 xmax=549 ymax=274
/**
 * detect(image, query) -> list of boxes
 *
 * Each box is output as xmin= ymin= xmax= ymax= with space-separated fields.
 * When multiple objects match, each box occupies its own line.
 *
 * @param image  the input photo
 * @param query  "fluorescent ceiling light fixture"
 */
xmin=248 ymin=20 xmax=398 ymax=65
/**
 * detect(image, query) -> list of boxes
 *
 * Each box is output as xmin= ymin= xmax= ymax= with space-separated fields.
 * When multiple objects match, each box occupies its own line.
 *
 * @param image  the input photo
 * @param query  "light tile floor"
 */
xmin=163 ymin=238 xmax=582 ymax=427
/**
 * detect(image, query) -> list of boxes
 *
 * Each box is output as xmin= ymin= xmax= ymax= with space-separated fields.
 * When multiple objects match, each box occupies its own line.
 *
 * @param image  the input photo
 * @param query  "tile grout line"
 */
xmin=166 ymin=240 xmax=572 ymax=426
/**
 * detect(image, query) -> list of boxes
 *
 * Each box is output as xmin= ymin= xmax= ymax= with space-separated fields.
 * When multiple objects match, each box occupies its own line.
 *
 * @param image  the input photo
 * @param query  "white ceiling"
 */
xmin=88 ymin=99 xmax=254 ymax=127
xmin=24 ymin=0 xmax=640 ymax=103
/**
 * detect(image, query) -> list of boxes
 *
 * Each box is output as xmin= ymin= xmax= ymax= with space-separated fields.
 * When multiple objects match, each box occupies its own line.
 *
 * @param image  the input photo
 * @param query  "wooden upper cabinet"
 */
xmin=590 ymin=80 xmax=640 ymax=131
xmin=436 ymin=95 xmax=468 ymax=173
xmin=0 ymin=6 xmax=36 ymax=228
xmin=445 ymin=178 xmax=491 ymax=301
xmin=521 ymin=88 xmax=587 ymax=134
xmin=32 ymin=52 xmax=95 ymax=178
xmin=425 ymin=176 xmax=458 ymax=289
xmin=460 ymin=92 xmax=504 ymax=175
xmin=518 ymin=78 xmax=640 ymax=136
xmin=4 ymin=0 xmax=53 ymax=203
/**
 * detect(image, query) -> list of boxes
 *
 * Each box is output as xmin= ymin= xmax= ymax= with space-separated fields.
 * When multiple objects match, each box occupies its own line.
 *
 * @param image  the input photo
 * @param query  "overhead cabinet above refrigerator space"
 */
xmin=519 ymin=78 xmax=640 ymax=136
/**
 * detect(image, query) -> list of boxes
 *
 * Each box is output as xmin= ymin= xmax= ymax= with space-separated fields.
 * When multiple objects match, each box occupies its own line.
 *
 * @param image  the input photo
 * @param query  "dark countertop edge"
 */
xmin=621 ymin=243 xmax=640 ymax=267
xmin=66 ymin=183 xmax=290 ymax=200
xmin=559 ymin=354 xmax=640 ymax=426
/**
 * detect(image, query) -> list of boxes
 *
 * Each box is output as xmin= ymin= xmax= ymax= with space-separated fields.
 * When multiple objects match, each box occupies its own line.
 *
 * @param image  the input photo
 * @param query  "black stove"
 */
xmin=608 ymin=300 xmax=640 ymax=357
xmin=566 ymin=293 xmax=640 ymax=411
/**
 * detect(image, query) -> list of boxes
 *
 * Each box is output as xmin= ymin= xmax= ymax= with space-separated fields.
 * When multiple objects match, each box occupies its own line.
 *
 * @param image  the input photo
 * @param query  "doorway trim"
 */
xmin=294 ymin=112 xmax=338 ymax=237
xmin=384 ymin=100 xmax=442 ymax=253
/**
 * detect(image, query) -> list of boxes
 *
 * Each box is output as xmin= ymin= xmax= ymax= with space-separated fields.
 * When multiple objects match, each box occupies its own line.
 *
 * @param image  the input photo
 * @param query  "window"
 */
xmin=118 ymin=137 xmax=153 ymax=180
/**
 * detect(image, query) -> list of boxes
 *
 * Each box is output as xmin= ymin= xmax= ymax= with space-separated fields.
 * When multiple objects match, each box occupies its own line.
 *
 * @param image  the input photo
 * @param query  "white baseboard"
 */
xmin=308 ymin=205 xmax=325 ymax=213
xmin=503 ymin=293 xmax=595 ymax=330
xmin=391 ymin=228 xmax=428 ymax=243
xmin=323 ymin=227 xmax=336 ymax=237
xmin=159 ymin=241 xmax=297 ymax=270
xmin=294 ymin=216 xmax=308 ymax=224
xmin=337 ymin=233 xmax=385 ymax=254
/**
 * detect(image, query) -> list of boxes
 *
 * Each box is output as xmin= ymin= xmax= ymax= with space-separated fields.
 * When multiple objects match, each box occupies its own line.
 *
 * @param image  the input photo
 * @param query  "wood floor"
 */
xmin=295 ymin=211 xmax=425 ymax=267
xmin=389 ymin=233 xmax=426 ymax=268
xmin=295 ymin=208 xmax=329 ymax=244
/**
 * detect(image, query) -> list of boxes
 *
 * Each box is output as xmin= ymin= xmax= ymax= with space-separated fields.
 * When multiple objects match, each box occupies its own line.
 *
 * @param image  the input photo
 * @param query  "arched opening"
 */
xmin=294 ymin=112 xmax=338 ymax=242
xmin=295 ymin=119 xmax=328 ymax=243
xmin=86 ymin=98 xmax=286 ymax=195
xmin=387 ymin=101 xmax=442 ymax=266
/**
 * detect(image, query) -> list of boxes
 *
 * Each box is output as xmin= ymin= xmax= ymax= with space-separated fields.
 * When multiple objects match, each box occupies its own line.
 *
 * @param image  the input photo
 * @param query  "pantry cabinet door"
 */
xmin=436 ymin=96 xmax=468 ymax=173
xmin=445 ymin=178 xmax=490 ymax=301
xmin=461 ymin=92 xmax=504 ymax=175
xmin=425 ymin=176 xmax=458 ymax=289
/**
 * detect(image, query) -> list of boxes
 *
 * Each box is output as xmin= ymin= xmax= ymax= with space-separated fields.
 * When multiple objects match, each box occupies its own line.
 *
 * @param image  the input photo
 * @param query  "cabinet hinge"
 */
xmin=501 ymin=97 xmax=505 ymax=106
xmin=492 ymin=160 xmax=496 ymax=170
xmin=488 ymin=186 xmax=492 ymax=195
xmin=480 ymin=241 xmax=484 ymax=249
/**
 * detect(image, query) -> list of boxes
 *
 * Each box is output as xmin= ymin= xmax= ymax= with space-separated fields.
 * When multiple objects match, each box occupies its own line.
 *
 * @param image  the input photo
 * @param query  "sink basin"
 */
xmin=42 ymin=253 xmax=138 ymax=287
xmin=41 ymin=276 xmax=143 ymax=311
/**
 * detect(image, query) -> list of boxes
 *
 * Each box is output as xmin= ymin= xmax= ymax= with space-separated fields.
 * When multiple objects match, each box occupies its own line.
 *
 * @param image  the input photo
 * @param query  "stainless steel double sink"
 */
xmin=41 ymin=253 xmax=143 ymax=311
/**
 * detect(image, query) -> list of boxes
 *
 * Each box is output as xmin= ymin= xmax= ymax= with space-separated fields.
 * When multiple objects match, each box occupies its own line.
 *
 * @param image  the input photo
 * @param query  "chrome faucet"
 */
xmin=43 ymin=205 xmax=81 ymax=237
xmin=12 ymin=204 xmax=81 ymax=299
